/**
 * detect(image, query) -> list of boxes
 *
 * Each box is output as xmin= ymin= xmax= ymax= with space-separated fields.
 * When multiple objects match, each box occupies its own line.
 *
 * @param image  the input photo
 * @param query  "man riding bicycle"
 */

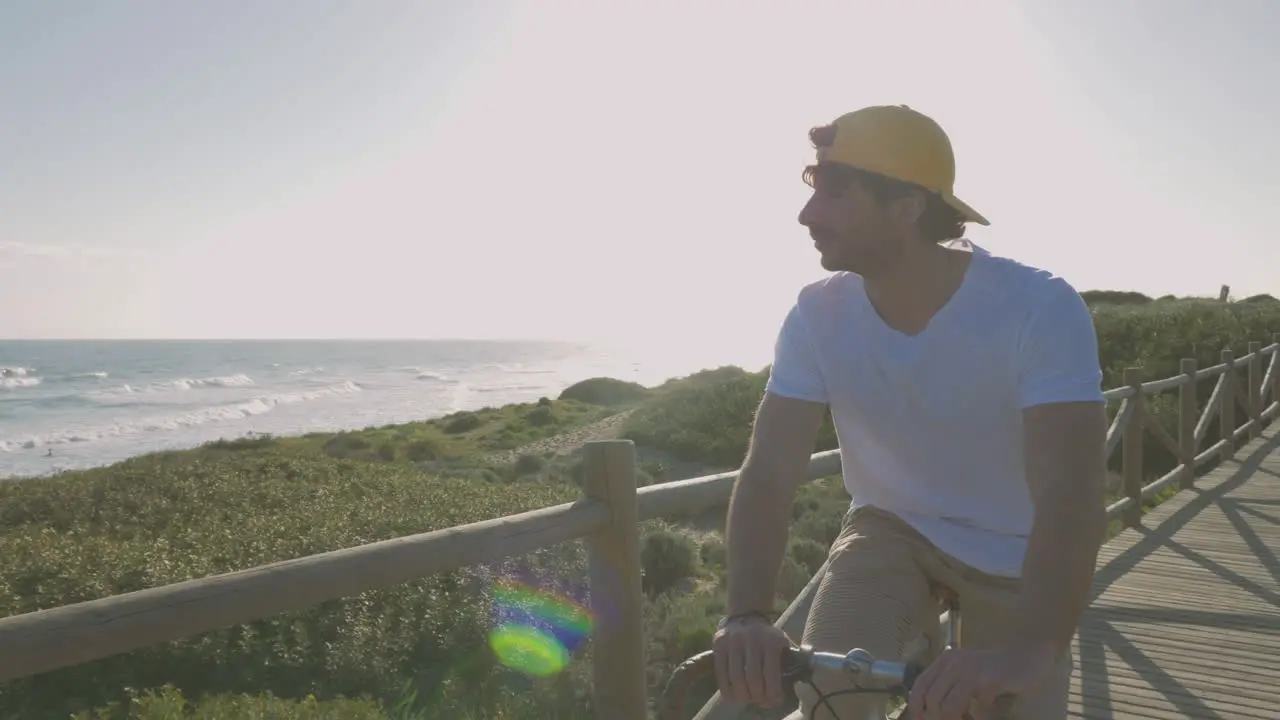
xmin=711 ymin=106 xmax=1109 ymax=719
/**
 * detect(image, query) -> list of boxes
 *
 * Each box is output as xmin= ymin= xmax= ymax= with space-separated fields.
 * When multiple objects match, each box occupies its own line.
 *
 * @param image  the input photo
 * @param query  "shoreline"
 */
xmin=0 ymin=366 xmax=731 ymax=483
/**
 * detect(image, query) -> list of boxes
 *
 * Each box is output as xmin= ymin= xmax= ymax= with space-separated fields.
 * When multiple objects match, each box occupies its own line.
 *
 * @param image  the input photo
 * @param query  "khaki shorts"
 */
xmin=791 ymin=505 xmax=1072 ymax=720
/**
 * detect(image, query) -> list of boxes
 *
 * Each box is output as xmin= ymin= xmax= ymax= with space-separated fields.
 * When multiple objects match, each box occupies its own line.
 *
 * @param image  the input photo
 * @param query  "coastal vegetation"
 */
xmin=1 ymin=296 xmax=1277 ymax=718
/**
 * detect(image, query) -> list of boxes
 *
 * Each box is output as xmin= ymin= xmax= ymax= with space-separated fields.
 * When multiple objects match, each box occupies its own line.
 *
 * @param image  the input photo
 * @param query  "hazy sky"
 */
xmin=3 ymin=0 xmax=1277 ymax=355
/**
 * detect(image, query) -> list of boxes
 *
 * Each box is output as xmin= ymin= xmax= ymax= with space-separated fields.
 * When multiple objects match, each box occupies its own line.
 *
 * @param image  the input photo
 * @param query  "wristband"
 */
xmin=717 ymin=610 xmax=779 ymax=629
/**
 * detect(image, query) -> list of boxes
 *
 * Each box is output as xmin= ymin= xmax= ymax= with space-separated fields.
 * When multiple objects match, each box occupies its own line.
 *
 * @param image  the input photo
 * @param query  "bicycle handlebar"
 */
xmin=658 ymin=645 xmax=1016 ymax=720
xmin=657 ymin=644 xmax=922 ymax=720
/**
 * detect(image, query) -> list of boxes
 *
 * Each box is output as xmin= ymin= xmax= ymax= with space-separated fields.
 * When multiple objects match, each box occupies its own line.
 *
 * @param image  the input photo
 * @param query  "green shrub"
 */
xmin=203 ymin=434 xmax=276 ymax=452
xmin=442 ymin=412 xmax=483 ymax=434
xmin=513 ymin=454 xmax=546 ymax=476
xmin=74 ymin=685 xmax=389 ymax=719
xmin=640 ymin=527 xmax=700 ymax=596
xmin=787 ymin=537 xmax=829 ymax=577
xmin=558 ymin=378 xmax=650 ymax=406
xmin=0 ymin=452 xmax=583 ymax=718
xmin=405 ymin=435 xmax=449 ymax=462
xmin=776 ymin=556 xmax=813 ymax=603
xmin=322 ymin=433 xmax=370 ymax=458
xmin=698 ymin=536 xmax=726 ymax=573
xmin=526 ymin=406 xmax=556 ymax=427
xmin=793 ymin=513 xmax=843 ymax=548
xmin=1080 ymin=290 xmax=1152 ymax=306
xmin=623 ymin=372 xmax=838 ymax=468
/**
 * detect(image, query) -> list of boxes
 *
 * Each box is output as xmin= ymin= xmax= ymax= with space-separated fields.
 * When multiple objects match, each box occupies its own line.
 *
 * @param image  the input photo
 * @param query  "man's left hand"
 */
xmin=906 ymin=644 xmax=1056 ymax=720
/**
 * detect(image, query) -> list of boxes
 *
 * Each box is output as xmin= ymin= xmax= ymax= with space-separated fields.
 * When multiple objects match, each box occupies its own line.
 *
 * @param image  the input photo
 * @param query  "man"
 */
xmin=711 ymin=105 xmax=1109 ymax=720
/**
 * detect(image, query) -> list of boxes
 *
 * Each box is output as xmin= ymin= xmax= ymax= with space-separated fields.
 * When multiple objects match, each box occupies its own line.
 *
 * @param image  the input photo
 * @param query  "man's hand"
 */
xmin=712 ymin=617 xmax=793 ymax=709
xmin=906 ymin=643 xmax=1056 ymax=719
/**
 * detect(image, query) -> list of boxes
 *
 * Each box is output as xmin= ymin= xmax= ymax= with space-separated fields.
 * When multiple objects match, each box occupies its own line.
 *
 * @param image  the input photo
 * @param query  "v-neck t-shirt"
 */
xmin=765 ymin=242 xmax=1105 ymax=578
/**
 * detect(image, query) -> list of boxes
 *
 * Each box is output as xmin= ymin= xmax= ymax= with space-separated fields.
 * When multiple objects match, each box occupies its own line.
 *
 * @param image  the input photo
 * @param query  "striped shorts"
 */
xmin=792 ymin=505 xmax=1072 ymax=720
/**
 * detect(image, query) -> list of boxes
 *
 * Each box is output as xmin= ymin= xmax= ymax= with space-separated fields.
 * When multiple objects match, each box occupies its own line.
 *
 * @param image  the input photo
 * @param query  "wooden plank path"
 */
xmin=1071 ymin=428 xmax=1280 ymax=719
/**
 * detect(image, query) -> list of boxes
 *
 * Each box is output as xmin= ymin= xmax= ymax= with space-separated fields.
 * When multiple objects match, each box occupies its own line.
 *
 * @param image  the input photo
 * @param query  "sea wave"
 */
xmin=1 ymin=366 xmax=40 ymax=390
xmin=1 ymin=376 xmax=40 ymax=390
xmin=89 ymin=373 xmax=256 ymax=397
xmin=415 ymin=370 xmax=457 ymax=383
xmin=0 ymin=381 xmax=361 ymax=452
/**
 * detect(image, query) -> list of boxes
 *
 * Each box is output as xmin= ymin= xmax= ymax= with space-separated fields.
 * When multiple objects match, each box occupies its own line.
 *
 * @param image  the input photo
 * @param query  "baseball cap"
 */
xmin=810 ymin=105 xmax=989 ymax=226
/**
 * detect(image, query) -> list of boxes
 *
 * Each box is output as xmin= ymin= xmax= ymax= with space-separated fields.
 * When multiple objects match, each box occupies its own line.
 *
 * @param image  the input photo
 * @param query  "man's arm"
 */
xmin=725 ymin=391 xmax=828 ymax=618
xmin=726 ymin=301 xmax=829 ymax=619
xmin=1012 ymin=400 xmax=1108 ymax=657
xmin=1011 ymin=278 xmax=1109 ymax=658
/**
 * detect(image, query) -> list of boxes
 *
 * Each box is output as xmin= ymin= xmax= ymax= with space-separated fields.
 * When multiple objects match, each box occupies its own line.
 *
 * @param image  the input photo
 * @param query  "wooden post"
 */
xmin=1122 ymin=368 xmax=1144 ymax=528
xmin=1179 ymin=358 xmax=1198 ymax=489
xmin=1273 ymin=334 xmax=1280 ymax=415
xmin=1272 ymin=334 xmax=1280 ymax=422
xmin=1220 ymin=349 xmax=1236 ymax=462
xmin=1273 ymin=335 xmax=1280 ymax=406
xmin=1248 ymin=341 xmax=1263 ymax=440
xmin=582 ymin=440 xmax=647 ymax=720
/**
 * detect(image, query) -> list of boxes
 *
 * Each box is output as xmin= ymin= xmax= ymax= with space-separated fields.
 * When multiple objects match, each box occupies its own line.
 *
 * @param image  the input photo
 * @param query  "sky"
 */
xmin=3 ymin=0 xmax=1278 ymax=358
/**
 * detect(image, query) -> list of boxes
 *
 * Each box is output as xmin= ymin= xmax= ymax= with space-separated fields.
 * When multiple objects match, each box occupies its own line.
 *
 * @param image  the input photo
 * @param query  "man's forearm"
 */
xmin=725 ymin=466 xmax=797 ymax=617
xmin=1012 ymin=489 xmax=1107 ymax=655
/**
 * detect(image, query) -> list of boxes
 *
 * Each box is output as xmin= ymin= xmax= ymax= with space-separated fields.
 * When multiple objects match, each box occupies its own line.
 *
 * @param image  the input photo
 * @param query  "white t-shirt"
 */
xmin=764 ymin=242 xmax=1105 ymax=578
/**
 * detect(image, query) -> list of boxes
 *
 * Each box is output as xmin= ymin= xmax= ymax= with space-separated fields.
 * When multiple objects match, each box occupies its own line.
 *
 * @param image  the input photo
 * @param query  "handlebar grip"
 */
xmin=658 ymin=646 xmax=809 ymax=720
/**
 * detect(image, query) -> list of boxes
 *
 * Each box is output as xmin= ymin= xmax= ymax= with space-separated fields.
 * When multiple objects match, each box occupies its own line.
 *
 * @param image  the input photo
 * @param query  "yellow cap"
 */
xmin=812 ymin=105 xmax=989 ymax=226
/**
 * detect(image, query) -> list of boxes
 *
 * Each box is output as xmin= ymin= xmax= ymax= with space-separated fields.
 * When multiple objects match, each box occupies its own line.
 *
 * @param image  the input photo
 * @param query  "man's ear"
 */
xmin=889 ymin=189 xmax=928 ymax=227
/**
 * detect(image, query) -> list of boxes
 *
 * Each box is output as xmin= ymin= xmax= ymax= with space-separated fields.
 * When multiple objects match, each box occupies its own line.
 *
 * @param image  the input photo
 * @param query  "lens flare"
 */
xmin=487 ymin=579 xmax=592 ymax=676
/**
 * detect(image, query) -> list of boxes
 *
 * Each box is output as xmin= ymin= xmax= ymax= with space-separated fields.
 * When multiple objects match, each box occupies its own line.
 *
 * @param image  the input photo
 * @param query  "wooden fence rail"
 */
xmin=1 ymin=338 xmax=1278 ymax=720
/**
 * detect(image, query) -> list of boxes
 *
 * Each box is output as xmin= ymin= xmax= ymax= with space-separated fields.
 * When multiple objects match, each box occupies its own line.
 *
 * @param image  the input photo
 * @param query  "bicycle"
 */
xmin=658 ymin=596 xmax=1015 ymax=720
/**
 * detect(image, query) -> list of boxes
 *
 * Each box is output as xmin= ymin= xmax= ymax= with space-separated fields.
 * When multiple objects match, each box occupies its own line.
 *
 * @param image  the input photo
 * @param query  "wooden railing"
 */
xmin=0 ymin=338 xmax=1277 ymax=720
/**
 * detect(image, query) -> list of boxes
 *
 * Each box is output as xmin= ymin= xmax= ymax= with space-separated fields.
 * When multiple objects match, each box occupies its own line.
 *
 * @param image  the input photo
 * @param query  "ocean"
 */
xmin=0 ymin=339 xmax=770 ymax=479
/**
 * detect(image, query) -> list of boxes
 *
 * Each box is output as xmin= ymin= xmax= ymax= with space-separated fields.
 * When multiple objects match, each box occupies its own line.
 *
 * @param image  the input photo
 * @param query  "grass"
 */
xmin=1 ymin=297 xmax=1278 ymax=719
xmin=236 ymin=396 xmax=615 ymax=464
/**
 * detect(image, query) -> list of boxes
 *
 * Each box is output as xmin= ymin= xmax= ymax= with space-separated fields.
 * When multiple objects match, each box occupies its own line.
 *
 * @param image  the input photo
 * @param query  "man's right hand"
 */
xmin=712 ymin=616 xmax=792 ymax=708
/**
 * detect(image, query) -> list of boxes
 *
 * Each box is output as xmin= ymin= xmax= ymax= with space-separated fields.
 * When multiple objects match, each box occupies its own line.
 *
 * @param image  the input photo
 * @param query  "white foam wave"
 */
xmin=1 ymin=376 xmax=40 ymax=390
xmin=160 ymin=373 xmax=256 ymax=390
xmin=415 ymin=370 xmax=457 ymax=383
xmin=1 ymin=366 xmax=33 ymax=377
xmin=0 ymin=381 xmax=362 ymax=452
xmin=72 ymin=371 xmax=109 ymax=379
xmin=90 ymin=373 xmax=255 ymax=397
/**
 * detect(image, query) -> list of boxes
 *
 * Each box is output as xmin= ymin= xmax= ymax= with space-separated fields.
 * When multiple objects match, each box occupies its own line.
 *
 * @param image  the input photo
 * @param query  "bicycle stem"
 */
xmin=946 ymin=597 xmax=961 ymax=650
xmin=806 ymin=648 xmax=915 ymax=686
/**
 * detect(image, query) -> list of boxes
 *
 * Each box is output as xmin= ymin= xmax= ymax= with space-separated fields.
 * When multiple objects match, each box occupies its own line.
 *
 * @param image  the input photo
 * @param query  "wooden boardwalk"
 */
xmin=1071 ymin=428 xmax=1280 ymax=719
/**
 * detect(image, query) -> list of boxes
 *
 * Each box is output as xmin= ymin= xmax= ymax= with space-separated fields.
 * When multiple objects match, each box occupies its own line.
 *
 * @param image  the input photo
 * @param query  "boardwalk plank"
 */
xmin=1069 ymin=429 xmax=1280 ymax=719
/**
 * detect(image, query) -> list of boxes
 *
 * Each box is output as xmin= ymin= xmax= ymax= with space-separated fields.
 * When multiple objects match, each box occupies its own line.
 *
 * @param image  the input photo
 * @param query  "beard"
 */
xmin=813 ymin=229 xmax=900 ymax=275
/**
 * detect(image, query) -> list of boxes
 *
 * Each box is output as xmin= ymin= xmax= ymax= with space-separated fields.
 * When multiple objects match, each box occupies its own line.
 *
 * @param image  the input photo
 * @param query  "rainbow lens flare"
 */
xmin=488 ymin=579 xmax=592 ymax=676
